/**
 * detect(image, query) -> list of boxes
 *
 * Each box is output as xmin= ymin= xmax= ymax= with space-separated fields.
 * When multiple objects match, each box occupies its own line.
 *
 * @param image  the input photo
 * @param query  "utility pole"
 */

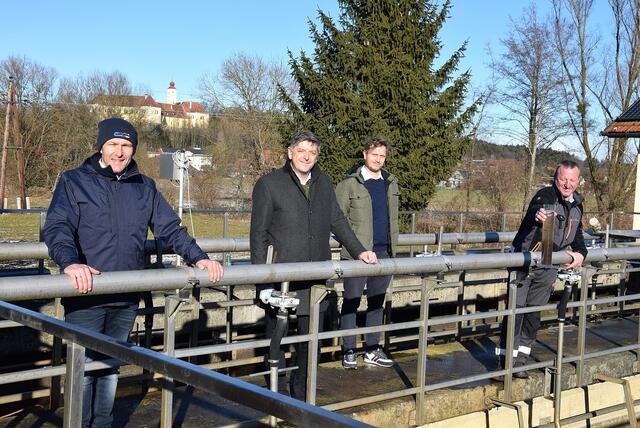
xmin=0 ymin=77 xmax=27 ymax=208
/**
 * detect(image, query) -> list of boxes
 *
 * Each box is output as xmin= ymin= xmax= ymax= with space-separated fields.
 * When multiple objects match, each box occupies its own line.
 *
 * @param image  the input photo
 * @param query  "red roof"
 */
xmin=602 ymin=120 xmax=640 ymax=138
xmin=169 ymin=81 xmax=176 ymax=89
xmin=93 ymin=93 xmax=208 ymax=119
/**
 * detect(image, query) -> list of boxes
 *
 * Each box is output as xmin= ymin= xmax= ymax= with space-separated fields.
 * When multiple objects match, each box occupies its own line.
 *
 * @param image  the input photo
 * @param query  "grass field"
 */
xmin=0 ymin=212 xmax=251 ymax=242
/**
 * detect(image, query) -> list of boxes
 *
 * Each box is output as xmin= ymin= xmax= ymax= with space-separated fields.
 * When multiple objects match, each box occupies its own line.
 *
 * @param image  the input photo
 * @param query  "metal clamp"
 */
xmin=259 ymin=288 xmax=300 ymax=309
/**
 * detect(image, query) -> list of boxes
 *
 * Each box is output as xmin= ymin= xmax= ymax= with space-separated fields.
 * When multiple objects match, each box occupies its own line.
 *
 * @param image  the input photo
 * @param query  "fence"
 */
xmin=1 ymin=245 xmax=640 ymax=425
xmin=3 ymin=208 xmax=640 ymax=242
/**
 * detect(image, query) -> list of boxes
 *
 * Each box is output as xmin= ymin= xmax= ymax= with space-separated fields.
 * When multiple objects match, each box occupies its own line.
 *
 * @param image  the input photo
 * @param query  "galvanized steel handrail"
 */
xmin=1 ymin=247 xmax=637 ymax=301
xmin=1 ymin=232 xmax=517 ymax=261
xmin=0 ymin=229 xmax=633 ymax=262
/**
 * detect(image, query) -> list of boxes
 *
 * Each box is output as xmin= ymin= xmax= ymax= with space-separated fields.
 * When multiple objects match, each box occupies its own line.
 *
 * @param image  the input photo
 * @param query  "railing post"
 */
xmin=49 ymin=298 xmax=64 ymax=410
xmin=415 ymin=275 xmax=432 ymax=425
xmin=223 ymin=212 xmax=233 ymax=347
xmin=458 ymin=212 xmax=464 ymax=233
xmin=383 ymin=277 xmax=393 ymax=351
xmin=161 ymin=293 xmax=182 ymax=428
xmin=189 ymin=287 xmax=201 ymax=363
xmin=503 ymin=276 xmax=518 ymax=402
xmin=306 ymin=284 xmax=327 ymax=405
xmin=609 ymin=211 xmax=615 ymax=230
xmin=502 ymin=212 xmax=507 ymax=232
xmin=38 ymin=211 xmax=45 ymax=274
xmin=410 ymin=212 xmax=416 ymax=257
xmin=576 ymin=267 xmax=595 ymax=386
xmin=63 ymin=342 xmax=85 ymax=428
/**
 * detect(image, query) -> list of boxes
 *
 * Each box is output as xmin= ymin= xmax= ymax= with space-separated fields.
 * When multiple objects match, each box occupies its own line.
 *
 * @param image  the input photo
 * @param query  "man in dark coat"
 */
xmin=496 ymin=160 xmax=587 ymax=379
xmin=43 ymin=117 xmax=223 ymax=427
xmin=250 ymin=130 xmax=377 ymax=400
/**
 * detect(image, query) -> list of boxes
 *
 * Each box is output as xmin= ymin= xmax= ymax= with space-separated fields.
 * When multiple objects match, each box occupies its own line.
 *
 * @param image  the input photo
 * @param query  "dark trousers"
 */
xmin=65 ymin=304 xmax=138 ymax=428
xmin=498 ymin=267 xmax=557 ymax=363
xmin=264 ymin=306 xmax=325 ymax=400
xmin=340 ymin=251 xmax=391 ymax=351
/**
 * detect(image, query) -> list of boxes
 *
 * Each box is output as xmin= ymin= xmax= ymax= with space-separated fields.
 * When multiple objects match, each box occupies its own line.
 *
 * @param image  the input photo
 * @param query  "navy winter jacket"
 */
xmin=43 ymin=154 xmax=208 ymax=310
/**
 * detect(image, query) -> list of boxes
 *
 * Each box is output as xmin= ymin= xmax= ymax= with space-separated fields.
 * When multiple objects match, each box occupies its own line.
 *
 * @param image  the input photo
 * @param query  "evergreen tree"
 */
xmin=281 ymin=0 xmax=477 ymax=210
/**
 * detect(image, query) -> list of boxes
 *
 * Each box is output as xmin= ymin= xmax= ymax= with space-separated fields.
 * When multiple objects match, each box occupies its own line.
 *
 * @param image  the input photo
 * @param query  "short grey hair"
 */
xmin=289 ymin=130 xmax=321 ymax=153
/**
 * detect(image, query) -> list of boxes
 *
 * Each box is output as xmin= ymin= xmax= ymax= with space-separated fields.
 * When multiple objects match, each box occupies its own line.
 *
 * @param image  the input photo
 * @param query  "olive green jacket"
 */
xmin=335 ymin=165 xmax=400 ymax=259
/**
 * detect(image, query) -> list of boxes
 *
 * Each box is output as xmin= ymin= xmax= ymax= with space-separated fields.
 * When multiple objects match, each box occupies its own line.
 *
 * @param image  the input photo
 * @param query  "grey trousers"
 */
xmin=340 ymin=252 xmax=391 ymax=351
xmin=498 ymin=267 xmax=558 ymax=362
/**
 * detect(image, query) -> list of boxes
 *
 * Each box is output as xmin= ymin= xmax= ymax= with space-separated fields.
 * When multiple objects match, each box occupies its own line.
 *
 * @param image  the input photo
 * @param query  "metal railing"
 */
xmin=2 ymin=247 xmax=640 ymax=425
xmin=0 ymin=300 xmax=370 ymax=428
xmin=1 ymin=228 xmax=634 ymax=262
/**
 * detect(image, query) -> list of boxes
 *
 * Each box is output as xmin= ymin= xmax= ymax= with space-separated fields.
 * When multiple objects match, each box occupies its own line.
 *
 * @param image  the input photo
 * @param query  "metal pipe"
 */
xmin=553 ymin=282 xmax=573 ymax=427
xmin=2 ymin=246 xmax=637 ymax=302
xmin=63 ymin=342 xmax=85 ymax=428
xmin=4 ymin=229 xmax=632 ymax=261
xmin=161 ymin=294 xmax=180 ymax=428
xmin=415 ymin=276 xmax=431 ymax=425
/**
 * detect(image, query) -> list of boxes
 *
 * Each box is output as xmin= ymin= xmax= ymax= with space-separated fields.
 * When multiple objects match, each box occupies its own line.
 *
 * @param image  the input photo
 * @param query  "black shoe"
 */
xmin=512 ymin=358 xmax=530 ymax=379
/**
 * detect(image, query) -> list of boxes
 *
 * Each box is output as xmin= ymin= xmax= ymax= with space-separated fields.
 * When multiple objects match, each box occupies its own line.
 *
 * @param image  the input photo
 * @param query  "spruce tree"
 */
xmin=282 ymin=0 xmax=477 ymax=210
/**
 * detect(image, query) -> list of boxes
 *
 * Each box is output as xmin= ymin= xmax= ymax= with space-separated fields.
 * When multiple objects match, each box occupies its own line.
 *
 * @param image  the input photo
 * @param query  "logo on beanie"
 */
xmin=113 ymin=131 xmax=131 ymax=139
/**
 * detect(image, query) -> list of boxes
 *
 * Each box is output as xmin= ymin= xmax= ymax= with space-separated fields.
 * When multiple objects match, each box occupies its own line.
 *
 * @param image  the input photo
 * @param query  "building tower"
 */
xmin=167 ymin=81 xmax=177 ymax=104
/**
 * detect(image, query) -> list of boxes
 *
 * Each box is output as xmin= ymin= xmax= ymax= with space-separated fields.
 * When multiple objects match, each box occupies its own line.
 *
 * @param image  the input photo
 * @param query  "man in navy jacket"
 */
xmin=43 ymin=117 xmax=223 ymax=428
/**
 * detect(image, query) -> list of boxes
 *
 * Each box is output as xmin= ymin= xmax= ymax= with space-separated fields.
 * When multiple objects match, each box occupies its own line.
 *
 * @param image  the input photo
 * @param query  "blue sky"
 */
xmin=1 ymin=1 xmax=612 ymax=118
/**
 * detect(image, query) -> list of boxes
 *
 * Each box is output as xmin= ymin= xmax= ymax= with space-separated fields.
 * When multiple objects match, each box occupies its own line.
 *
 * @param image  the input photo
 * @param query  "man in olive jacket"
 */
xmin=250 ymin=130 xmax=377 ymax=400
xmin=335 ymin=136 xmax=400 ymax=369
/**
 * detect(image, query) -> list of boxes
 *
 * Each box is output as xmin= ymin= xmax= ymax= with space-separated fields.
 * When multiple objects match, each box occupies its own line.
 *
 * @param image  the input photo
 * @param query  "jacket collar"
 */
xmin=553 ymin=183 xmax=584 ymax=206
xmin=283 ymin=159 xmax=321 ymax=184
xmin=347 ymin=164 xmax=393 ymax=184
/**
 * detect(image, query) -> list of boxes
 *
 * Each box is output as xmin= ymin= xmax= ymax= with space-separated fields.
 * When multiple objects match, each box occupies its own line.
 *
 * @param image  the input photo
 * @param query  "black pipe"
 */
xmin=269 ymin=308 xmax=289 ymax=366
xmin=557 ymin=284 xmax=573 ymax=322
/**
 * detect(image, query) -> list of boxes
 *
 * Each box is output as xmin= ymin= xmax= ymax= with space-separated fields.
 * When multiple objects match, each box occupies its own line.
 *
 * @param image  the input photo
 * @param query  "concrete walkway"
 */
xmin=1 ymin=316 xmax=638 ymax=427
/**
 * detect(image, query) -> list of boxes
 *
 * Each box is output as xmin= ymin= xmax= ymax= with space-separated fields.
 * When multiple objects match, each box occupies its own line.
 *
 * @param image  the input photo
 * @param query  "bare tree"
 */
xmin=489 ymin=4 xmax=566 ymax=210
xmin=553 ymin=0 xmax=607 ymax=209
xmin=0 ymin=56 xmax=61 ymax=191
xmin=198 ymin=53 xmax=297 ymax=175
xmin=553 ymin=0 xmax=640 ymax=212
xmin=592 ymin=0 xmax=640 ymax=210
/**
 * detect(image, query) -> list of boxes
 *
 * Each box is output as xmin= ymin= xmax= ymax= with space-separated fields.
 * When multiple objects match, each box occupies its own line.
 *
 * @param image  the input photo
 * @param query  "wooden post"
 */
xmin=0 ymin=80 xmax=11 ymax=205
xmin=0 ymin=78 xmax=27 ymax=205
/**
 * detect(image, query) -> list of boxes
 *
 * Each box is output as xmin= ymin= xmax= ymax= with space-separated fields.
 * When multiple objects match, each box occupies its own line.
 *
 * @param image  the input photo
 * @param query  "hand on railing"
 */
xmin=195 ymin=259 xmax=224 ymax=283
xmin=63 ymin=264 xmax=101 ymax=294
xmin=358 ymin=251 xmax=378 ymax=264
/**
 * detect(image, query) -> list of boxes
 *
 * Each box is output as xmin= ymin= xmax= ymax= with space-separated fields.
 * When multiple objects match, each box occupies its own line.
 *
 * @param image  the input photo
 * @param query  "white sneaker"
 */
xmin=363 ymin=348 xmax=394 ymax=368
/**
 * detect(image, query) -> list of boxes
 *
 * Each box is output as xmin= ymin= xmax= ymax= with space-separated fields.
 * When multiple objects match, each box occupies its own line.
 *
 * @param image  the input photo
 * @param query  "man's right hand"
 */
xmin=358 ymin=251 xmax=378 ymax=264
xmin=64 ymin=264 xmax=101 ymax=294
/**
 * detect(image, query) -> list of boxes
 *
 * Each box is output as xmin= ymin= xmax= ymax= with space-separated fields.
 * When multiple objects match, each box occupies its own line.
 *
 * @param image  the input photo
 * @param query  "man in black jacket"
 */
xmin=496 ymin=160 xmax=587 ymax=379
xmin=44 ymin=117 xmax=223 ymax=427
xmin=250 ymin=130 xmax=377 ymax=400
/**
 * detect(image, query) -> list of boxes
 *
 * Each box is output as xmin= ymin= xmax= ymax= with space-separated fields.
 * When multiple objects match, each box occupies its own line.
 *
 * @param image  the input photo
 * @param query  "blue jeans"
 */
xmin=340 ymin=252 xmax=391 ymax=351
xmin=65 ymin=304 xmax=138 ymax=428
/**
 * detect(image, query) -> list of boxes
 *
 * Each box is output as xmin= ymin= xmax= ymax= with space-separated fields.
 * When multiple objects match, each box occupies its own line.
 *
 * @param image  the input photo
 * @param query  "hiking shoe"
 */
xmin=342 ymin=350 xmax=358 ymax=369
xmin=364 ymin=348 xmax=394 ymax=368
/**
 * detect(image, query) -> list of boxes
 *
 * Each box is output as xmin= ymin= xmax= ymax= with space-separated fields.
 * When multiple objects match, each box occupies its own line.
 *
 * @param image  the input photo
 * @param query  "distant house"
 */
xmin=92 ymin=81 xmax=209 ymax=129
xmin=437 ymin=170 xmax=465 ymax=188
